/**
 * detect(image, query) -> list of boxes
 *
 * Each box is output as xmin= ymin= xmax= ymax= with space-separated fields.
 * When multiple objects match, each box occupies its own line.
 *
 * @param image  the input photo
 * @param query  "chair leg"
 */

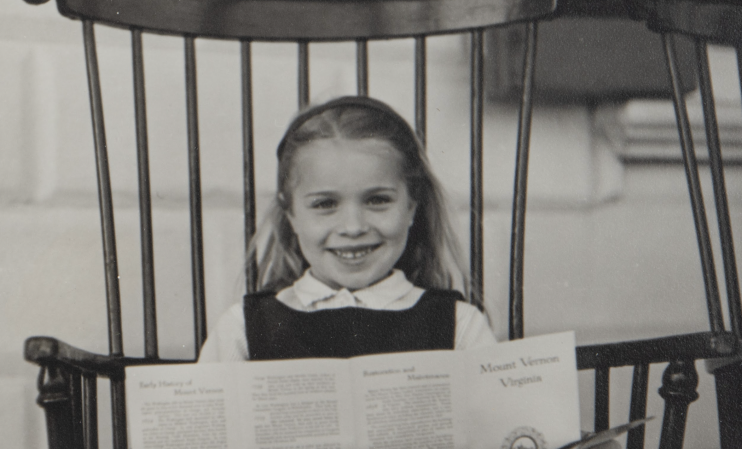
xmin=658 ymin=360 xmax=699 ymax=449
xmin=713 ymin=361 xmax=742 ymax=449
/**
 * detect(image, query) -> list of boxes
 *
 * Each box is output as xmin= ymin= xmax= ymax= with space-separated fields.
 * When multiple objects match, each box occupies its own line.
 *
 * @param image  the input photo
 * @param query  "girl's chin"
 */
xmin=323 ymin=272 xmax=388 ymax=291
xmin=332 ymin=278 xmax=376 ymax=291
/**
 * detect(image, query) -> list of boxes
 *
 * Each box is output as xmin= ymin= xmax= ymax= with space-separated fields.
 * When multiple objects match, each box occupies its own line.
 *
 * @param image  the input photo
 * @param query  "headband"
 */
xmin=276 ymin=96 xmax=421 ymax=160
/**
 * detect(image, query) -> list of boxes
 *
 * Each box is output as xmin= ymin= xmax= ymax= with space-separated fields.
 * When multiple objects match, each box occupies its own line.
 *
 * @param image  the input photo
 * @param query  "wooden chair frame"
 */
xmin=21 ymin=1 xmax=742 ymax=448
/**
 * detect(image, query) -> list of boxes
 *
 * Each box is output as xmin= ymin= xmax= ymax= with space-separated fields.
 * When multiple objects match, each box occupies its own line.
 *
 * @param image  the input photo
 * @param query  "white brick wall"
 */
xmin=3 ymin=2 xmax=742 ymax=448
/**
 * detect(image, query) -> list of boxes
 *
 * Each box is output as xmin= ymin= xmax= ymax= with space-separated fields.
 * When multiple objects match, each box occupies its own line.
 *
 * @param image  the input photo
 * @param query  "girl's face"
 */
xmin=286 ymin=137 xmax=417 ymax=291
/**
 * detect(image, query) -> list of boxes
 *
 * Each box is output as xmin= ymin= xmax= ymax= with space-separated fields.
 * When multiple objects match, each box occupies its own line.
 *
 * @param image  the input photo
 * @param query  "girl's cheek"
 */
xmin=314 ymin=218 xmax=338 ymax=235
xmin=380 ymin=214 xmax=411 ymax=237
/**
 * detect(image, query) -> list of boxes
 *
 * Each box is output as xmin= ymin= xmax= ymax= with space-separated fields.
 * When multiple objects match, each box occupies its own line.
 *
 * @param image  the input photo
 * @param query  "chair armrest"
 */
xmin=24 ymin=336 xmax=194 ymax=379
xmin=705 ymin=354 xmax=742 ymax=373
xmin=577 ymin=331 xmax=739 ymax=370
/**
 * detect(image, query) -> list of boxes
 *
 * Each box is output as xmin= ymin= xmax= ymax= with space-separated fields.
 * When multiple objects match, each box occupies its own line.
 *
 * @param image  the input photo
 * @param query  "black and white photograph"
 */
xmin=1 ymin=1 xmax=741 ymax=448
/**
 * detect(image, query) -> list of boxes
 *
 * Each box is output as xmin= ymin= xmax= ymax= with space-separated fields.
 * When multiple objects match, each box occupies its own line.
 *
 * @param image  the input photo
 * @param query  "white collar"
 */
xmin=292 ymin=269 xmax=415 ymax=309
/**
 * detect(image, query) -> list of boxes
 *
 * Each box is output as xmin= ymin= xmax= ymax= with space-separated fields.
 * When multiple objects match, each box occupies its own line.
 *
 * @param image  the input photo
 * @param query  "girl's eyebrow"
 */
xmin=303 ymin=190 xmax=337 ymax=198
xmin=364 ymin=187 xmax=397 ymax=194
xmin=303 ymin=186 xmax=398 ymax=197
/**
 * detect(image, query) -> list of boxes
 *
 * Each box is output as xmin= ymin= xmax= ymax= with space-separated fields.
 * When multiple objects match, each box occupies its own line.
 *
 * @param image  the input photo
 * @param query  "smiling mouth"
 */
xmin=329 ymin=244 xmax=382 ymax=261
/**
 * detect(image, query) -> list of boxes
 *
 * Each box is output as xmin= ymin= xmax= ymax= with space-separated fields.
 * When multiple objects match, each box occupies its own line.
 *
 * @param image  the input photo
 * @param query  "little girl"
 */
xmin=198 ymin=96 xmax=496 ymax=363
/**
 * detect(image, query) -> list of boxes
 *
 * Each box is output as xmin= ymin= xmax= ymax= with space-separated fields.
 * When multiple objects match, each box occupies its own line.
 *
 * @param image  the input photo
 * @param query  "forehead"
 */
xmin=290 ymin=138 xmax=406 ymax=192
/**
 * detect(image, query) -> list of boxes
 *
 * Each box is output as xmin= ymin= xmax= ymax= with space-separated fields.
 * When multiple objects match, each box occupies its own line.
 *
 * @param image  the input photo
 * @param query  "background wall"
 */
xmin=2 ymin=2 xmax=742 ymax=448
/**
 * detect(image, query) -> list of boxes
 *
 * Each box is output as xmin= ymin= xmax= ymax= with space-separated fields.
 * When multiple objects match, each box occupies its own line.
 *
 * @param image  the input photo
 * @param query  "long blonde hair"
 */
xmin=249 ymin=96 xmax=474 ymax=305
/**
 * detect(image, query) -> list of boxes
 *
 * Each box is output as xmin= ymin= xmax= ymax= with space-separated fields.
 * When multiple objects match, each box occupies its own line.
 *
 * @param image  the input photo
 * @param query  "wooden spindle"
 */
xmin=470 ymin=29 xmax=484 ymax=310
xmin=185 ymin=36 xmax=207 ymax=354
xmin=357 ymin=39 xmax=368 ymax=97
xmin=627 ymin=363 xmax=649 ymax=449
xmin=241 ymin=40 xmax=258 ymax=294
xmin=131 ymin=28 xmax=159 ymax=359
xmin=110 ymin=378 xmax=127 ymax=449
xmin=414 ymin=36 xmax=426 ymax=146
xmin=508 ymin=22 xmax=538 ymax=340
xmin=83 ymin=20 xmax=124 ymax=357
xmin=82 ymin=373 xmax=99 ymax=449
xmin=298 ymin=41 xmax=309 ymax=109
xmin=595 ymin=366 xmax=610 ymax=432
xmin=70 ymin=370 xmax=84 ymax=449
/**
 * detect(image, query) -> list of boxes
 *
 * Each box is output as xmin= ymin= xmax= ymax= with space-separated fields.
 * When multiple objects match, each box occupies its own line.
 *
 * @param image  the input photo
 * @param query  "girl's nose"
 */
xmin=337 ymin=206 xmax=368 ymax=237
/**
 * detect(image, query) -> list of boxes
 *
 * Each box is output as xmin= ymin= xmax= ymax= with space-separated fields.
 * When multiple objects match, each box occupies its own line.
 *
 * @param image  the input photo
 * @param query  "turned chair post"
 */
xmin=657 ymin=360 xmax=699 ymax=449
xmin=36 ymin=365 xmax=82 ymax=449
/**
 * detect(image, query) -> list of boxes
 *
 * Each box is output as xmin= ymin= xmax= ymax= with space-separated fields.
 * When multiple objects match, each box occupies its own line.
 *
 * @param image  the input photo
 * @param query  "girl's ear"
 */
xmin=408 ymin=199 xmax=418 ymax=228
xmin=278 ymin=193 xmax=295 ymax=227
xmin=278 ymin=192 xmax=290 ymax=212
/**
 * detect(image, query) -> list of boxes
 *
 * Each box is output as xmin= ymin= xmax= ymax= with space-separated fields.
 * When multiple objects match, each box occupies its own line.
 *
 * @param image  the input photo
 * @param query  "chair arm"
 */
xmin=577 ymin=331 xmax=739 ymax=370
xmin=24 ymin=336 xmax=194 ymax=379
xmin=704 ymin=353 xmax=742 ymax=373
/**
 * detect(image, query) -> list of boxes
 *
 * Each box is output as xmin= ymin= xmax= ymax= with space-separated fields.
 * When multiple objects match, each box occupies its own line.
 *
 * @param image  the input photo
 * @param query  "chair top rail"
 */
xmin=577 ymin=331 xmax=739 ymax=370
xmin=25 ymin=0 xmax=556 ymax=41
xmin=25 ymin=336 xmax=193 ymax=379
xmin=643 ymin=0 xmax=742 ymax=46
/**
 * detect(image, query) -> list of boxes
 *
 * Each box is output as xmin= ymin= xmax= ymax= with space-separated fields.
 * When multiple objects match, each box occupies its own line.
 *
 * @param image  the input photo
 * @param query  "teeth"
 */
xmin=332 ymin=246 xmax=376 ymax=260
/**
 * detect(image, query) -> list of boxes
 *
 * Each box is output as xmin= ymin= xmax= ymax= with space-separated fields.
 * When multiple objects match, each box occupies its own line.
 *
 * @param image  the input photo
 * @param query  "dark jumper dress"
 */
xmin=243 ymin=289 xmax=464 ymax=360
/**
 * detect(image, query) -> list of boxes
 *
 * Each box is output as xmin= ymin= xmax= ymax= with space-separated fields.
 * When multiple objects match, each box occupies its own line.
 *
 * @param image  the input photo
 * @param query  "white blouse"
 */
xmin=198 ymin=269 xmax=497 ymax=363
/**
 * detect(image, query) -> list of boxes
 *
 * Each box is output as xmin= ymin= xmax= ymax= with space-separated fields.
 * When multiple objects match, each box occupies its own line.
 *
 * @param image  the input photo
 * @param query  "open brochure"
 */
xmin=125 ymin=331 xmax=580 ymax=449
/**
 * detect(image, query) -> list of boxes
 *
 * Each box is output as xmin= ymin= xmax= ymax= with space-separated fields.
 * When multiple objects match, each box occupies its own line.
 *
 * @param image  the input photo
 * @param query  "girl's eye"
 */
xmin=310 ymin=198 xmax=337 ymax=210
xmin=367 ymin=195 xmax=393 ymax=206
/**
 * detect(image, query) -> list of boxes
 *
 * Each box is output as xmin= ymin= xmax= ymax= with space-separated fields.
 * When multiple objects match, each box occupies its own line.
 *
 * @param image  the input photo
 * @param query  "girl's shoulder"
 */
xmin=421 ymin=288 xmax=466 ymax=302
xmin=243 ymin=290 xmax=278 ymax=301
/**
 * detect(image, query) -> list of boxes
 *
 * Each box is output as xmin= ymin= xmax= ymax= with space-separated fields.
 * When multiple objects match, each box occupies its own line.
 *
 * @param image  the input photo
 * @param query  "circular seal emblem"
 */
xmin=501 ymin=426 xmax=548 ymax=449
